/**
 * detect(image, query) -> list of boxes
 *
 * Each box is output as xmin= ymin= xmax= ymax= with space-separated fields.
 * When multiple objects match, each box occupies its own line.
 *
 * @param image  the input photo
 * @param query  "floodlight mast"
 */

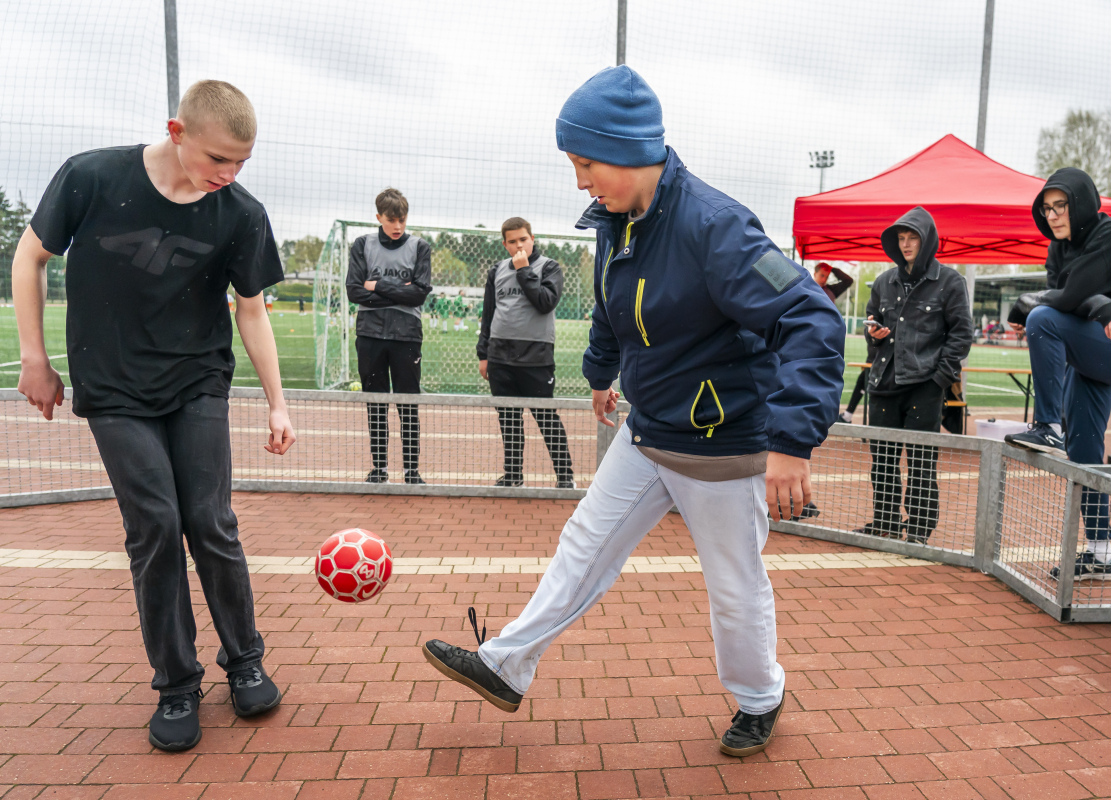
xmin=809 ymin=150 xmax=835 ymax=193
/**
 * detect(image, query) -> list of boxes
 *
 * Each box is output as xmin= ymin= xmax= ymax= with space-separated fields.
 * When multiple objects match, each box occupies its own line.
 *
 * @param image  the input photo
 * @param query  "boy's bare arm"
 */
xmin=234 ymin=292 xmax=296 ymax=455
xmin=13 ymin=226 xmax=65 ymax=420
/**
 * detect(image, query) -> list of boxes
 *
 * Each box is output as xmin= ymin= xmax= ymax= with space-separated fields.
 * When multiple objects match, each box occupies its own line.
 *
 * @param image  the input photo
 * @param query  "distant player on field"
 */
xmin=14 ymin=80 xmax=295 ymax=752
xmin=424 ymin=66 xmax=844 ymax=758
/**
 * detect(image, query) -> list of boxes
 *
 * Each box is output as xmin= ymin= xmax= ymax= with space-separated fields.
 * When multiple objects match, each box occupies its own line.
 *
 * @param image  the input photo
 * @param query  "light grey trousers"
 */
xmin=478 ymin=423 xmax=785 ymax=714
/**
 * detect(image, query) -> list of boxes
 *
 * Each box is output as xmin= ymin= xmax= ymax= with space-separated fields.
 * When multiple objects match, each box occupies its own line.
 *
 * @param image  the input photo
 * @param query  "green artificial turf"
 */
xmin=0 ymin=304 xmax=1031 ymax=407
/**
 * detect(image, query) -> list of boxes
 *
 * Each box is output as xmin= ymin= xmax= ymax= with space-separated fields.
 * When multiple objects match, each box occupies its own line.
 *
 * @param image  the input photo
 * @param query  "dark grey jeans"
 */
xmin=87 ymin=394 xmax=264 ymax=696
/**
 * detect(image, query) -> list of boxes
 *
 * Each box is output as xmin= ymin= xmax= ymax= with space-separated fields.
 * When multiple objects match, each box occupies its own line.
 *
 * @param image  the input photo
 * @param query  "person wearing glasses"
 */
xmin=1005 ymin=168 xmax=1111 ymax=580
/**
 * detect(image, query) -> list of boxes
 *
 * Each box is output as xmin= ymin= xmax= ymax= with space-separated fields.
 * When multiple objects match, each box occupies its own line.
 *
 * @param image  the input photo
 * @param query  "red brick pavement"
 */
xmin=0 ymin=493 xmax=1110 ymax=799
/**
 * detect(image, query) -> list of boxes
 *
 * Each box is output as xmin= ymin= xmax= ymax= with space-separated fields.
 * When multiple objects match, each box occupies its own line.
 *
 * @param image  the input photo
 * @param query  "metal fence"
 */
xmin=2 ymin=390 xmax=1109 ymax=622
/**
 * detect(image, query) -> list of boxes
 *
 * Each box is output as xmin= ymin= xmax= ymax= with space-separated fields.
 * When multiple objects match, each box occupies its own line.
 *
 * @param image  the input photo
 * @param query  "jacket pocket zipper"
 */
xmin=634 ymin=278 xmax=650 ymax=346
xmin=690 ymin=379 xmax=725 ymax=437
xmin=600 ymin=247 xmax=614 ymax=304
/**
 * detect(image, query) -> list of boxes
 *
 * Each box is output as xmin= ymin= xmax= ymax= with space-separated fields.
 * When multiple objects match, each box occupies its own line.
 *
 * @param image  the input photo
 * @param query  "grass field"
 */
xmin=0 ymin=303 xmax=1031 ymax=407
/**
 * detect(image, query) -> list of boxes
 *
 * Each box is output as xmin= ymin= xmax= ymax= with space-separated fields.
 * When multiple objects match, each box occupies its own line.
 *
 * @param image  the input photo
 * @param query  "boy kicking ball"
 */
xmin=14 ymin=80 xmax=295 ymax=752
xmin=424 ymin=66 xmax=845 ymax=756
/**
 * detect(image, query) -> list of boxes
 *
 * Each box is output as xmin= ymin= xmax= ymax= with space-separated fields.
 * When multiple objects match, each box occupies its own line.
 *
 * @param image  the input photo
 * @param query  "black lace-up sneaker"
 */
xmin=556 ymin=478 xmax=577 ymax=490
xmin=404 ymin=470 xmax=426 ymax=485
xmin=494 ymin=475 xmax=524 ymax=488
xmin=149 ymin=690 xmax=203 ymax=752
xmin=719 ymin=697 xmax=784 ymax=757
xmin=1050 ymin=552 xmax=1111 ymax=581
xmin=1005 ymin=422 xmax=1066 ymax=456
xmin=422 ymin=607 xmax=522 ymax=712
xmin=790 ymin=502 xmax=821 ymax=522
xmin=365 ymin=468 xmax=388 ymax=484
xmin=228 ymin=665 xmax=282 ymax=717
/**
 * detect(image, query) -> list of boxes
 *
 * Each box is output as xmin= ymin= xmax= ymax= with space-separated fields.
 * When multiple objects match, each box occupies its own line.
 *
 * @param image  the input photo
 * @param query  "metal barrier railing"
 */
xmin=1 ymin=392 xmax=1109 ymax=622
xmin=0 ymin=388 xmax=624 ymax=506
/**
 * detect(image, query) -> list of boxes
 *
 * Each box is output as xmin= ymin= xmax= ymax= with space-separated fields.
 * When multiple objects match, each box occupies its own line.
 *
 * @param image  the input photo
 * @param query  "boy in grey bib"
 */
xmin=476 ymin=217 xmax=573 ymax=488
xmin=346 ymin=188 xmax=433 ymax=484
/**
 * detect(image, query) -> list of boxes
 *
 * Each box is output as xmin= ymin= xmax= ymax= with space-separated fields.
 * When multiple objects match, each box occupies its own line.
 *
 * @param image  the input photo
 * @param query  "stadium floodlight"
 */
xmin=809 ymin=150 xmax=835 ymax=193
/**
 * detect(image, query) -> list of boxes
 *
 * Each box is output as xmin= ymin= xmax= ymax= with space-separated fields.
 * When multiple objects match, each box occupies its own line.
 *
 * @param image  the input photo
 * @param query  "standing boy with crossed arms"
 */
xmin=14 ymin=80 xmax=294 ymax=751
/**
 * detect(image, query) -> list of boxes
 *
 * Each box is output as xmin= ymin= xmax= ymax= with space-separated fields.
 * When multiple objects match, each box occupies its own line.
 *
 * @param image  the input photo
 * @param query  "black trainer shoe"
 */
xmin=494 ymin=475 xmax=524 ymax=488
xmin=556 ymin=477 xmax=577 ymax=490
xmin=365 ymin=468 xmax=388 ymax=484
xmin=404 ymin=470 xmax=426 ymax=485
xmin=228 ymin=665 xmax=282 ymax=717
xmin=719 ymin=697 xmax=784 ymax=757
xmin=149 ymin=690 xmax=203 ymax=752
xmin=790 ymin=502 xmax=821 ymax=522
xmin=1005 ymin=422 xmax=1066 ymax=456
xmin=852 ymin=521 xmax=903 ymax=539
xmin=423 ymin=607 xmax=522 ymax=712
xmin=1050 ymin=552 xmax=1111 ymax=581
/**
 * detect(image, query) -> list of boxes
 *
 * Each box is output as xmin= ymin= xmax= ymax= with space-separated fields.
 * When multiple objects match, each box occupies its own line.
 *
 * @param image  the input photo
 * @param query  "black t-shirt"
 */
xmin=31 ymin=145 xmax=284 ymax=417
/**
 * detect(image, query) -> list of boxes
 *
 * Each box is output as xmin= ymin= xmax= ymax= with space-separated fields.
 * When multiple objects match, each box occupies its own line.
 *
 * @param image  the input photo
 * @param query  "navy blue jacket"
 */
xmin=579 ymin=148 xmax=845 ymax=459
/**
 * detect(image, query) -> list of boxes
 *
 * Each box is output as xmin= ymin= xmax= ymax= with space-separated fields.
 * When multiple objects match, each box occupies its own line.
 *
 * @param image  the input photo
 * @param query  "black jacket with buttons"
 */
xmin=865 ymin=207 xmax=973 ymax=394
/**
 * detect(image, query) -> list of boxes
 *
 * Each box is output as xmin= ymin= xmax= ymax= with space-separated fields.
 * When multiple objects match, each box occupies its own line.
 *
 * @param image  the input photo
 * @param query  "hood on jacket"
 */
xmin=1033 ymin=167 xmax=1103 ymax=247
xmin=880 ymin=206 xmax=940 ymax=280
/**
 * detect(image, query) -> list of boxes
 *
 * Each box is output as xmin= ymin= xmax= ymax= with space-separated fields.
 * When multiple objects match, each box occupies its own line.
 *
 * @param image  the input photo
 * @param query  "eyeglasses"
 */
xmin=1039 ymin=200 xmax=1068 ymax=218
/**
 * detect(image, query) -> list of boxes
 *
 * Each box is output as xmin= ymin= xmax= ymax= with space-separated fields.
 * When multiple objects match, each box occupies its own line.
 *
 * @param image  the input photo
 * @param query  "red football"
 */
xmin=315 ymin=528 xmax=393 ymax=603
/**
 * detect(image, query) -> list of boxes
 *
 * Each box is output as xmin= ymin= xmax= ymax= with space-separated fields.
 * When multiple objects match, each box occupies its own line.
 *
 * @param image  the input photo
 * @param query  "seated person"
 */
xmin=1005 ymin=168 xmax=1111 ymax=580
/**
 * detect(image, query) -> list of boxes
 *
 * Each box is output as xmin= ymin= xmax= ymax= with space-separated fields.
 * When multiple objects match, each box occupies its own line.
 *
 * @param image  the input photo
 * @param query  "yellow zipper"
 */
xmin=624 ymin=220 xmax=634 ymax=247
xmin=690 ymin=379 xmax=724 ymax=437
xmin=634 ymin=278 xmax=650 ymax=346
xmin=601 ymin=247 xmax=614 ymax=303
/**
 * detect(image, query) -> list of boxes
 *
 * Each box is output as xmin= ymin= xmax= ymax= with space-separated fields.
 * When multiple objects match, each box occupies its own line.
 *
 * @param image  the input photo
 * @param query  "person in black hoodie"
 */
xmin=476 ymin=217 xmax=574 ymax=488
xmin=856 ymin=207 xmax=973 ymax=542
xmin=1005 ymin=168 xmax=1111 ymax=579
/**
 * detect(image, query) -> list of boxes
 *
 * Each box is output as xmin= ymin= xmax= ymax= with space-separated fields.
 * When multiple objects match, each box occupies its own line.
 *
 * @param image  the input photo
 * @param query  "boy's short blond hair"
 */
xmin=177 ymin=80 xmax=257 ymax=142
xmin=376 ymin=188 xmax=409 ymax=219
xmin=501 ymin=217 xmax=532 ymax=240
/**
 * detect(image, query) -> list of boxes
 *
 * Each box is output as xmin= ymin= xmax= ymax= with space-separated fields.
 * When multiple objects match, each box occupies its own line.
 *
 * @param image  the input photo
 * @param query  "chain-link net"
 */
xmin=0 ymin=398 xmax=110 ymax=497
xmin=996 ymin=455 xmax=1111 ymax=612
xmin=313 ymin=222 xmax=596 ymax=393
xmin=0 ymin=391 xmax=615 ymax=499
xmin=786 ymin=425 xmax=981 ymax=557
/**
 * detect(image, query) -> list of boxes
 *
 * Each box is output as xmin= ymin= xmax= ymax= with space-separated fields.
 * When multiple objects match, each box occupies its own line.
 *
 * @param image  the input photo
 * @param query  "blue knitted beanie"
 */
xmin=556 ymin=66 xmax=666 ymax=167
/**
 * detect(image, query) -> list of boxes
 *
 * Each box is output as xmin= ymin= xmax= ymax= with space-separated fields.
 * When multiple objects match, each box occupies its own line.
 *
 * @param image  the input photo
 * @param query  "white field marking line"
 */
xmin=0 ymin=548 xmax=933 ymax=575
xmin=0 ymin=459 xmax=593 ymax=483
xmin=0 ymin=354 xmax=67 ymax=369
xmin=0 ymin=417 xmax=597 ymax=441
xmin=965 ymin=381 xmax=1028 ymax=396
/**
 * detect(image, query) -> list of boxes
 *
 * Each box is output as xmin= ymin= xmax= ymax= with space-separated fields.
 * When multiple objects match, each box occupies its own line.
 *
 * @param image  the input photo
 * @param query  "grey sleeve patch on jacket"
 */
xmin=751 ymin=250 xmax=802 ymax=293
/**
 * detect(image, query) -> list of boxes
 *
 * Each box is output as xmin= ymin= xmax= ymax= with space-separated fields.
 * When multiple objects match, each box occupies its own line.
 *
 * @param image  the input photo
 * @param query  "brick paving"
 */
xmin=1 ymin=493 xmax=1110 ymax=799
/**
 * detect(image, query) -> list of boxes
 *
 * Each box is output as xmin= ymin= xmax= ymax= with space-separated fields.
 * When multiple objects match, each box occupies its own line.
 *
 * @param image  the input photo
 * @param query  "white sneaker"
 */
xmin=838 ymin=411 xmax=853 ymax=424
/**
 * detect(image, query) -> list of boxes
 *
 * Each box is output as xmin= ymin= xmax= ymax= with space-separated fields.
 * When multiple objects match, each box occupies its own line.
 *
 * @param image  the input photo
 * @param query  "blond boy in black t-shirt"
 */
xmin=13 ymin=80 xmax=295 ymax=753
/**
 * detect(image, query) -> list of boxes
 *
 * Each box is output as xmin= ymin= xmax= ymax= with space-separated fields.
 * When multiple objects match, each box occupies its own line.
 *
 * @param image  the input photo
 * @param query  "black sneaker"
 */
xmin=404 ymin=470 xmax=426 ymax=485
xmin=423 ymin=607 xmax=522 ymax=713
xmin=719 ymin=697 xmax=784 ymax=757
xmin=556 ymin=477 xmax=577 ymax=490
xmin=228 ymin=665 xmax=282 ymax=717
xmin=494 ymin=475 xmax=524 ymax=488
xmin=790 ymin=502 xmax=820 ymax=522
xmin=149 ymin=690 xmax=202 ymax=752
xmin=365 ymin=468 xmax=388 ymax=484
xmin=1050 ymin=552 xmax=1111 ymax=581
xmin=1005 ymin=422 xmax=1066 ymax=456
xmin=852 ymin=521 xmax=903 ymax=539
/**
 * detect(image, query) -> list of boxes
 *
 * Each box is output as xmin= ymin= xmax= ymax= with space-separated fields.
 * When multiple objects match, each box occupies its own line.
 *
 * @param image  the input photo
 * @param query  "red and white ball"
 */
xmin=315 ymin=528 xmax=393 ymax=602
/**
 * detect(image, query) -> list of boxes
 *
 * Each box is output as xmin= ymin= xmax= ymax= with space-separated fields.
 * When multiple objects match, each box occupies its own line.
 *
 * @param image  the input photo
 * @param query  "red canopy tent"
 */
xmin=793 ymin=134 xmax=1111 ymax=265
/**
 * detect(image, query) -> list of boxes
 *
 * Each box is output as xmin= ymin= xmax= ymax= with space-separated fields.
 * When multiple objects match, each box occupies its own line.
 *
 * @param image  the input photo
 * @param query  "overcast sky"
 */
xmin=2 ymin=0 xmax=1109 ymax=249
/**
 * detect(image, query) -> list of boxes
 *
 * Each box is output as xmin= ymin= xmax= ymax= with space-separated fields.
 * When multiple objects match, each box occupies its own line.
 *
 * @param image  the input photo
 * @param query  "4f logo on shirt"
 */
xmin=100 ymin=228 xmax=214 ymax=276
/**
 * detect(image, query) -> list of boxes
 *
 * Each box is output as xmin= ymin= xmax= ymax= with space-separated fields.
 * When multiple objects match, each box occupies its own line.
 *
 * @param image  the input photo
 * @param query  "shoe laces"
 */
xmin=161 ymin=688 xmax=202 ymax=719
xmin=229 ymin=666 xmax=263 ymax=689
xmin=728 ymin=707 xmax=762 ymax=739
xmin=467 ymin=606 xmax=486 ymax=646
